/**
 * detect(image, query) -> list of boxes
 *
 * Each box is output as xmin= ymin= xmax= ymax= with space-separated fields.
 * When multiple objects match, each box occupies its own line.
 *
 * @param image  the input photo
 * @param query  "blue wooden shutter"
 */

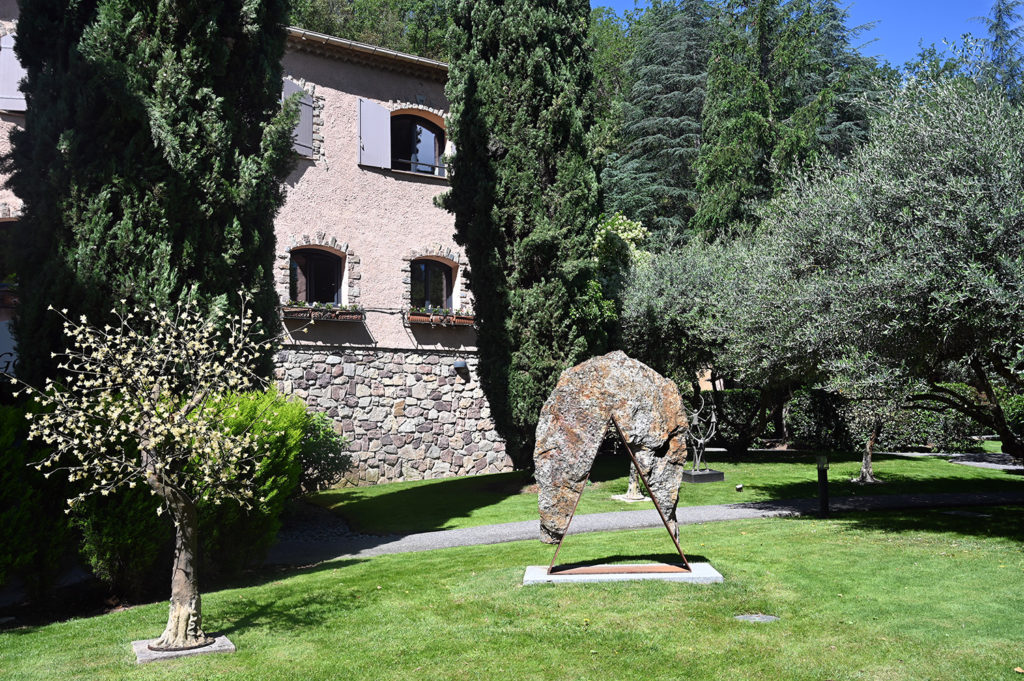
xmin=0 ymin=34 xmax=26 ymax=112
xmin=358 ymin=98 xmax=390 ymax=169
xmin=282 ymin=78 xmax=313 ymax=157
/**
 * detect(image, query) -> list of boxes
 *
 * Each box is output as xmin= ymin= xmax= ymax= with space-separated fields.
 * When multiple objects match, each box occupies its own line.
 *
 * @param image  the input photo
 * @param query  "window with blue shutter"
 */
xmin=0 ymin=34 xmax=26 ymax=113
xmin=358 ymin=98 xmax=391 ymax=169
xmin=282 ymin=78 xmax=313 ymax=157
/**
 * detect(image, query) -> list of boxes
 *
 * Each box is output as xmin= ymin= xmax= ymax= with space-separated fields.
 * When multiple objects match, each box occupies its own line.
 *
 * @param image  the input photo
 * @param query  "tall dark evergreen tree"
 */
xmin=8 ymin=0 xmax=297 ymax=386
xmin=443 ymin=0 xmax=610 ymax=465
xmin=692 ymin=0 xmax=870 ymax=237
xmin=601 ymin=0 xmax=711 ymax=241
xmin=977 ymin=0 xmax=1024 ymax=101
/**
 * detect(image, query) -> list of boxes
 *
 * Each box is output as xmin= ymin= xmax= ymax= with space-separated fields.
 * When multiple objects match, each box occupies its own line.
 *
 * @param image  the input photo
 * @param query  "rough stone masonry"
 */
xmin=275 ymin=348 xmax=511 ymax=485
xmin=533 ymin=351 xmax=690 ymax=543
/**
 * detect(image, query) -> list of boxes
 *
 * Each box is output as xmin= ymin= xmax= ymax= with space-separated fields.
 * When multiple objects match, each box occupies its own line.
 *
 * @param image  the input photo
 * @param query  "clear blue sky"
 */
xmin=593 ymin=0 xmax=998 ymax=68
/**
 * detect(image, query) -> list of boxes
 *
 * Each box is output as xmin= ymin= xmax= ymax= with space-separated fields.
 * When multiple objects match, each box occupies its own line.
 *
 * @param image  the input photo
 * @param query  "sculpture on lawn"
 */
xmin=533 ymin=351 xmax=690 ymax=543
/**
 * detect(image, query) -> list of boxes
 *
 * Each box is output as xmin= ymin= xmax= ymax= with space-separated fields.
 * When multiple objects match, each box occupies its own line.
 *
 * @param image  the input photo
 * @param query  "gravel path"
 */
xmin=265 ymin=490 xmax=1024 ymax=566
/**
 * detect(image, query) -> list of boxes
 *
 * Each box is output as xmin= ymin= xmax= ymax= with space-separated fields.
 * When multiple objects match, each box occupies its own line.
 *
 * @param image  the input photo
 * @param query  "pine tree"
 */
xmin=601 ymin=0 xmax=711 ymax=242
xmin=443 ymin=0 xmax=610 ymax=465
xmin=692 ymin=0 xmax=870 ymax=237
xmin=8 ymin=0 xmax=297 ymax=386
xmin=977 ymin=0 xmax=1024 ymax=101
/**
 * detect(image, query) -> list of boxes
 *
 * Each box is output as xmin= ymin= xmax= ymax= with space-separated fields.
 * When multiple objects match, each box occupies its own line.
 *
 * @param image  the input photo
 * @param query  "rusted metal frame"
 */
xmin=545 ymin=418 xmax=691 ymax=575
xmin=546 ymin=470 xmax=590 ymax=574
xmin=610 ymin=417 xmax=691 ymax=571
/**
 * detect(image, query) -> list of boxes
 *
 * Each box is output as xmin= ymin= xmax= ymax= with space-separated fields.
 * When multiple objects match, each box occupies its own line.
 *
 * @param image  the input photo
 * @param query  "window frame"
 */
xmin=289 ymin=247 xmax=345 ymax=306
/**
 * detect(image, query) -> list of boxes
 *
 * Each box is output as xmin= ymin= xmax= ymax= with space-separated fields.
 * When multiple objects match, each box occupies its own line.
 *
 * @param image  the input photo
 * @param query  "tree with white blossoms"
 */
xmin=8 ymin=298 xmax=275 ymax=651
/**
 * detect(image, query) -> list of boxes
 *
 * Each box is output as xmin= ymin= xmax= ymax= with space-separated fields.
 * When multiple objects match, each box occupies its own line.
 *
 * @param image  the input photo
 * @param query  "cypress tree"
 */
xmin=8 ymin=0 xmax=297 ymax=386
xmin=602 ymin=0 xmax=711 ymax=242
xmin=443 ymin=0 xmax=610 ymax=465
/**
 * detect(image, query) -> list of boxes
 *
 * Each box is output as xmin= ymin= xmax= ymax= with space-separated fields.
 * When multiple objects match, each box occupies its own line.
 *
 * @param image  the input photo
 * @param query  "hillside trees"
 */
xmin=977 ymin=0 xmax=1024 ymax=100
xmin=602 ymin=0 xmax=711 ymax=241
xmin=693 ymin=0 xmax=873 ymax=237
xmin=443 ymin=0 xmax=610 ymax=464
xmin=290 ymin=0 xmax=451 ymax=59
xmin=8 ymin=0 xmax=297 ymax=387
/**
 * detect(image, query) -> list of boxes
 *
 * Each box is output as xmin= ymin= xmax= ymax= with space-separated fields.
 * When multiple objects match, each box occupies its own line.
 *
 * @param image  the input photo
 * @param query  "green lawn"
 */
xmin=311 ymin=450 xmax=1024 ymax=534
xmin=3 ymin=509 xmax=1023 ymax=680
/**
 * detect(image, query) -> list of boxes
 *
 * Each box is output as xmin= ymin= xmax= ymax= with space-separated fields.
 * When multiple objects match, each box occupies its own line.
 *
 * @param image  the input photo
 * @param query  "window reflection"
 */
xmin=391 ymin=115 xmax=446 ymax=177
xmin=411 ymin=259 xmax=453 ymax=309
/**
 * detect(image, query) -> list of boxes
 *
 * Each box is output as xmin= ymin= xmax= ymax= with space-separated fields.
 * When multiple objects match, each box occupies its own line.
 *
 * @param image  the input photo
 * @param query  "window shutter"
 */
xmin=282 ymin=78 xmax=313 ymax=157
xmin=358 ymin=98 xmax=390 ymax=169
xmin=0 ymin=34 xmax=26 ymax=112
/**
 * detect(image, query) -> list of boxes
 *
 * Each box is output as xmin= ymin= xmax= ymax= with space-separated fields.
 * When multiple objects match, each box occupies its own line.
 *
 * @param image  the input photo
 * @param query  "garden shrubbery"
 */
xmin=0 ymin=404 xmax=74 ymax=598
xmin=787 ymin=387 xmax=980 ymax=453
xmin=68 ymin=390 xmax=349 ymax=597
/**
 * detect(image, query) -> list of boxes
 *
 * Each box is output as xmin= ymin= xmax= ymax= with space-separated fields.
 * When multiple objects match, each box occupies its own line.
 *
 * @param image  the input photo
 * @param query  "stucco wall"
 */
xmin=276 ymin=49 xmax=469 ymax=354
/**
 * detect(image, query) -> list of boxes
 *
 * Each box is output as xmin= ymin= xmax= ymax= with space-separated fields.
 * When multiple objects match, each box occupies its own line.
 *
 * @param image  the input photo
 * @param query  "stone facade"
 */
xmin=275 ymin=346 xmax=511 ymax=485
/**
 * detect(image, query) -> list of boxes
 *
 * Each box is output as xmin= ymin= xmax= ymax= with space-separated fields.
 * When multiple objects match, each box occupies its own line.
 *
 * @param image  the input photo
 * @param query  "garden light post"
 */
xmin=816 ymin=455 xmax=829 ymax=517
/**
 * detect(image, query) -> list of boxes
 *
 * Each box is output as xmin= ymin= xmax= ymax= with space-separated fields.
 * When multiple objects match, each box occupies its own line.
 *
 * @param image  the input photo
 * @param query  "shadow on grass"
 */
xmin=310 ymin=453 xmax=638 ymax=536
xmin=833 ymin=506 xmax=1024 ymax=543
xmin=213 ymin=559 xmax=369 ymax=637
xmin=550 ymin=552 xmax=711 ymax=572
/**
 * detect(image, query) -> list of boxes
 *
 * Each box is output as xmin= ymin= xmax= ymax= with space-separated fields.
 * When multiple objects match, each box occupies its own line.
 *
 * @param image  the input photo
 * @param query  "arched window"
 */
xmin=290 ymin=248 xmax=343 ymax=305
xmin=410 ymin=258 xmax=453 ymax=309
xmin=391 ymin=115 xmax=446 ymax=176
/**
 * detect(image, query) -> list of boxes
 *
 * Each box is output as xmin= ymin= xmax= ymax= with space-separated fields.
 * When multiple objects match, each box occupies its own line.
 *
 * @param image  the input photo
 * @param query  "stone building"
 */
xmin=272 ymin=28 xmax=510 ymax=485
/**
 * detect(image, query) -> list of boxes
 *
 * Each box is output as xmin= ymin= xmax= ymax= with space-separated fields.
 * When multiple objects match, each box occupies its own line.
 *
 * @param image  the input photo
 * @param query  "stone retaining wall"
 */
xmin=274 ymin=347 xmax=511 ymax=485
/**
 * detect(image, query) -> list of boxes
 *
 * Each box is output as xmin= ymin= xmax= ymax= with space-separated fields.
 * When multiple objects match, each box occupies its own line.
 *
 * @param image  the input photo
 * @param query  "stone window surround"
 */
xmin=285 ymin=77 xmax=326 ymax=164
xmin=401 ymin=244 xmax=469 ymax=312
xmin=278 ymin=231 xmax=361 ymax=306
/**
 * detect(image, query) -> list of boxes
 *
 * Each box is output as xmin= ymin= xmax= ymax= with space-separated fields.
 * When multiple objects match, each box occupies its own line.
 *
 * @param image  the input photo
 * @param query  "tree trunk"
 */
xmin=146 ymin=474 xmax=213 ymax=651
xmin=853 ymin=417 xmax=882 ymax=484
xmin=625 ymin=462 xmax=645 ymax=499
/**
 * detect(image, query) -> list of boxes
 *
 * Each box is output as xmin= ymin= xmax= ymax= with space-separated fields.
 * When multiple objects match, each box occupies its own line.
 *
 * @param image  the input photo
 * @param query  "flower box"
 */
xmin=282 ymin=305 xmax=365 ymax=322
xmin=406 ymin=310 xmax=476 ymax=327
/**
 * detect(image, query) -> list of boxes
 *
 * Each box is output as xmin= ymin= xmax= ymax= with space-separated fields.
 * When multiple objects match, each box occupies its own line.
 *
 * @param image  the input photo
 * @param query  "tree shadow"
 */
xmin=830 ymin=507 xmax=1024 ymax=544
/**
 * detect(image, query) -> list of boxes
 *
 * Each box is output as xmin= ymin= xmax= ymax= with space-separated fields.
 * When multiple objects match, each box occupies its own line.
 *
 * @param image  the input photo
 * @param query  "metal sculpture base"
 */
xmin=682 ymin=469 xmax=724 ymax=483
xmin=544 ymin=418 xmax=692 ymax=577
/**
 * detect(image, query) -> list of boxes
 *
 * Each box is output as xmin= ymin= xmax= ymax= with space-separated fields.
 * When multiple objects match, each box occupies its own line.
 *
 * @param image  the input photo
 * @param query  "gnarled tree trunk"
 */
xmin=146 ymin=472 xmax=213 ymax=651
xmin=853 ymin=417 xmax=882 ymax=484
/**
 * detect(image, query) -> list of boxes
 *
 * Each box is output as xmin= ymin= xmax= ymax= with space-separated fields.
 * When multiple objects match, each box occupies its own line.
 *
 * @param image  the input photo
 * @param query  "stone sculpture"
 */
xmin=534 ymin=351 xmax=689 ymax=544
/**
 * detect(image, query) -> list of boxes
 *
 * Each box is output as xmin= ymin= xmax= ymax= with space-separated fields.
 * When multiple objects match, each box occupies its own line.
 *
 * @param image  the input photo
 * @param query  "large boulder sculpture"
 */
xmin=534 ymin=351 xmax=689 ymax=544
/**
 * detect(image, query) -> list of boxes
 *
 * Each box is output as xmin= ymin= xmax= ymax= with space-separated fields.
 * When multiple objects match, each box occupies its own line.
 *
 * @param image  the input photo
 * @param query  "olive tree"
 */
xmin=751 ymin=73 xmax=1024 ymax=459
xmin=9 ymin=299 xmax=275 ymax=650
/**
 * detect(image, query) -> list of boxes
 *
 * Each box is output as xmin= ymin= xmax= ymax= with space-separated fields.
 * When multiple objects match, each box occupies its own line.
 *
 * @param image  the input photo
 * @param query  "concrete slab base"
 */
xmin=132 ymin=635 xmax=236 ymax=664
xmin=682 ymin=469 xmax=725 ymax=483
xmin=523 ymin=562 xmax=723 ymax=585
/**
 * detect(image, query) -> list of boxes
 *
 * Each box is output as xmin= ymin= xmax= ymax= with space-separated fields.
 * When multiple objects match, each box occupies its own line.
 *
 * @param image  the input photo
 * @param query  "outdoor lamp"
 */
xmin=453 ymin=359 xmax=468 ymax=370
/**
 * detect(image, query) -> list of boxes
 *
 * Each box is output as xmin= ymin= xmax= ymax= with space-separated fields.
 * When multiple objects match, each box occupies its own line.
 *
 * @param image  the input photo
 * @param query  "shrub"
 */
xmin=73 ymin=390 xmax=346 ymax=594
xmin=787 ymin=386 xmax=980 ymax=453
xmin=0 ymin=404 xmax=73 ymax=597
xmin=296 ymin=411 xmax=351 ymax=495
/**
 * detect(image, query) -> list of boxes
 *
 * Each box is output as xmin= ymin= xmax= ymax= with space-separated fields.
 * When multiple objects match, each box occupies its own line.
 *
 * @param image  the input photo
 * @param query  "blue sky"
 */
xmin=594 ymin=0 xmax=999 ymax=67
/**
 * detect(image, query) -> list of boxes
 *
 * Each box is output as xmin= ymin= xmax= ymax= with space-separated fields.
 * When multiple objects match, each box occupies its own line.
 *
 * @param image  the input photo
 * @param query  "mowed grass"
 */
xmin=310 ymin=450 xmax=1024 ymax=534
xmin=3 ymin=509 xmax=1023 ymax=681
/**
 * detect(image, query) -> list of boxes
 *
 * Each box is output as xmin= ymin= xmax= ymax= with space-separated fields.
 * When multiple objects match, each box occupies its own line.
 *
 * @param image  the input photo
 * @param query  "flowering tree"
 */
xmin=8 ymin=299 xmax=275 ymax=651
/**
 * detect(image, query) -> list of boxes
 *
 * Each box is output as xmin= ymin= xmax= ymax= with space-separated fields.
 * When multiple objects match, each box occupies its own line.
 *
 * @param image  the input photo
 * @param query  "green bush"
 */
xmin=0 ymin=404 xmax=73 ymax=597
xmin=73 ymin=390 xmax=347 ymax=595
xmin=699 ymin=389 xmax=767 ymax=453
xmin=787 ymin=386 xmax=979 ymax=453
xmin=1001 ymin=393 xmax=1024 ymax=436
xmin=296 ymin=411 xmax=351 ymax=495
